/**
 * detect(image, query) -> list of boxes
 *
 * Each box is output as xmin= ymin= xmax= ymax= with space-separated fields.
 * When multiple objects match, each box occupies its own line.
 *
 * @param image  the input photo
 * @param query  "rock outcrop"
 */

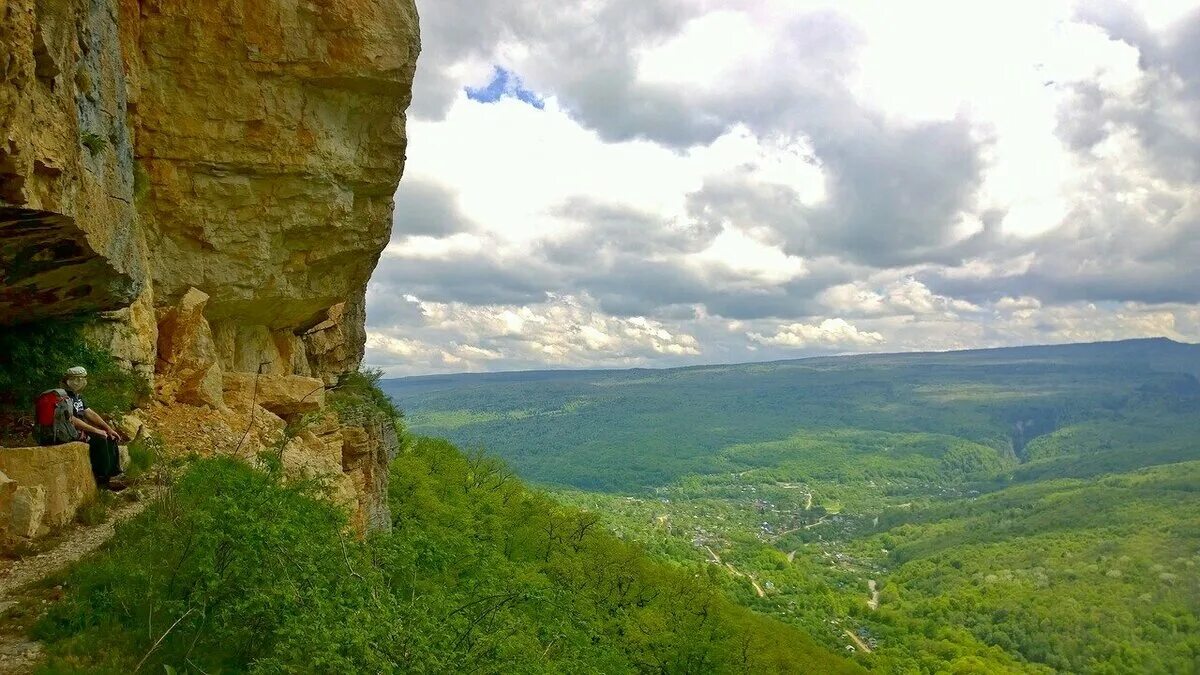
xmin=0 ymin=0 xmax=420 ymax=534
xmin=0 ymin=443 xmax=97 ymax=540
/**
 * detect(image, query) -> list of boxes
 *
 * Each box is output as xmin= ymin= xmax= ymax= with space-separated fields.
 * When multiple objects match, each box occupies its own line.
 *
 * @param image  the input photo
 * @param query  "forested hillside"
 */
xmin=35 ymin=440 xmax=859 ymax=673
xmin=387 ymin=338 xmax=1200 ymax=490
xmin=387 ymin=339 xmax=1200 ymax=672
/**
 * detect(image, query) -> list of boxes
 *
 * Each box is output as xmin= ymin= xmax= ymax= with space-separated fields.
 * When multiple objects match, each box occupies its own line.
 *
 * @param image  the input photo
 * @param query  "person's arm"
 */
xmin=71 ymin=416 xmax=108 ymax=437
xmin=84 ymin=409 xmax=121 ymax=441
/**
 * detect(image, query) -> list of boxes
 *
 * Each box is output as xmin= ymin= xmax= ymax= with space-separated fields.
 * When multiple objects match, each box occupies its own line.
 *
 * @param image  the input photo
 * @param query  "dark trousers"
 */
xmin=88 ymin=436 xmax=121 ymax=483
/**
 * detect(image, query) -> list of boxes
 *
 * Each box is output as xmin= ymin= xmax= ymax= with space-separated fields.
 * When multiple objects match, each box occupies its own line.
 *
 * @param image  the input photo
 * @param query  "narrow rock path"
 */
xmin=0 ymin=490 xmax=159 ymax=674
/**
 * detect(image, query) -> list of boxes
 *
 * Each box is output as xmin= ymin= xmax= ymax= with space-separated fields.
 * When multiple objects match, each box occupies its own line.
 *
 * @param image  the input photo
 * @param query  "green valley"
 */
xmin=385 ymin=338 xmax=1200 ymax=673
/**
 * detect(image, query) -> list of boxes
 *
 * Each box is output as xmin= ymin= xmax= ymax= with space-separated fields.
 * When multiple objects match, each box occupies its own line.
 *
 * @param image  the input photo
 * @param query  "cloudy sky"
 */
xmin=364 ymin=0 xmax=1200 ymax=376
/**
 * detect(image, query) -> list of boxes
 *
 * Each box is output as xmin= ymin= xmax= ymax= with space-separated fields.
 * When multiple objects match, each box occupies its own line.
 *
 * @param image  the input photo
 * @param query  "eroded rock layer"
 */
xmin=0 ymin=0 xmax=420 ymax=534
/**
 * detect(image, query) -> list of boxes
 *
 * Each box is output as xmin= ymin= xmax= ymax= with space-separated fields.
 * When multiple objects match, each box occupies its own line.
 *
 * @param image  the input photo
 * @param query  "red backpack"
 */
xmin=34 ymin=389 xmax=78 ymax=445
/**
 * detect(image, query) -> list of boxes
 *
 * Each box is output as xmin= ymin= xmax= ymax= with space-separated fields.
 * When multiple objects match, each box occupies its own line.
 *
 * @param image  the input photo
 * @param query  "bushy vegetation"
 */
xmin=388 ymin=339 xmax=1200 ymax=490
xmin=123 ymin=434 xmax=161 ymax=481
xmin=31 ymin=339 xmax=1200 ymax=672
xmin=391 ymin=339 xmax=1200 ymax=672
xmin=35 ymin=445 xmax=860 ymax=673
xmin=328 ymin=368 xmax=403 ymax=434
xmin=718 ymin=428 xmax=1010 ymax=483
xmin=0 ymin=318 xmax=147 ymax=437
xmin=863 ymin=462 xmax=1200 ymax=673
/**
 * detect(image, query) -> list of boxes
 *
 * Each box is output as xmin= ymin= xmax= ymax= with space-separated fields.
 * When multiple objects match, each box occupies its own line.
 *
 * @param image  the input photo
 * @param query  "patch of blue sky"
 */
xmin=465 ymin=66 xmax=546 ymax=110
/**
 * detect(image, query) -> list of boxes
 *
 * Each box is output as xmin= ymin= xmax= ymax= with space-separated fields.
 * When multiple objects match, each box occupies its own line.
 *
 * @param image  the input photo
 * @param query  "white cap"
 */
xmin=65 ymin=366 xmax=88 ymax=378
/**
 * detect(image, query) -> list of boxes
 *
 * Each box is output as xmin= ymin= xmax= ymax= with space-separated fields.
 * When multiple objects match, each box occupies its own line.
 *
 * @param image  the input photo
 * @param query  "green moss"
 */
xmin=131 ymin=161 xmax=151 ymax=202
xmin=75 ymin=491 xmax=118 ymax=527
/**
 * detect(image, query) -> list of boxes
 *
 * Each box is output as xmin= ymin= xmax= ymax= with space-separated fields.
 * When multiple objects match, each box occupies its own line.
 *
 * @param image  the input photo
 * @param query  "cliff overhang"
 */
xmin=0 ymin=0 xmax=420 ymax=535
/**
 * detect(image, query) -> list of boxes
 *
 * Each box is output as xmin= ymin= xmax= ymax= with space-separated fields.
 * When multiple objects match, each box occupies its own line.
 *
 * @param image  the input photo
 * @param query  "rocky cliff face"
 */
xmin=0 ymin=0 xmax=420 ymax=534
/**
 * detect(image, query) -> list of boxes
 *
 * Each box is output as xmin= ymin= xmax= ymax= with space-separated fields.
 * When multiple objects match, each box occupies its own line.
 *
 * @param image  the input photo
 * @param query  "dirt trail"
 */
xmin=748 ymin=577 xmax=765 ymax=598
xmin=804 ymin=492 xmax=813 ymax=511
xmin=0 ymin=491 xmax=158 ymax=674
xmin=704 ymin=545 xmax=722 ymax=565
xmin=867 ymin=579 xmax=879 ymax=610
xmin=844 ymin=629 xmax=873 ymax=653
xmin=705 ymin=547 xmax=765 ymax=597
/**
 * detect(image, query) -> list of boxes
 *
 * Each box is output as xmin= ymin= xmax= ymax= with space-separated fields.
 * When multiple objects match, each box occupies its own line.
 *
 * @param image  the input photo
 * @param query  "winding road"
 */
xmin=844 ymin=629 xmax=873 ymax=653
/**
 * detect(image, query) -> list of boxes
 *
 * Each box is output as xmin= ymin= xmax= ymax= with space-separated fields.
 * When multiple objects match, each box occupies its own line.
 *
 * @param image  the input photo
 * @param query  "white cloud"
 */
xmin=748 ymin=318 xmax=884 ymax=349
xmin=686 ymin=228 xmax=808 ymax=286
xmin=820 ymin=277 xmax=981 ymax=317
xmin=637 ymin=10 xmax=768 ymax=90
xmin=367 ymin=293 xmax=701 ymax=374
xmin=367 ymin=0 xmax=1200 ymax=375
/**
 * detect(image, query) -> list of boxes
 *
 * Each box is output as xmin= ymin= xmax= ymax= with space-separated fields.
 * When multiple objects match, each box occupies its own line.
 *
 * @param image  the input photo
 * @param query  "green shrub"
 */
xmin=75 ymin=491 xmax=117 ymax=527
xmin=35 ymin=456 xmax=399 ymax=673
xmin=0 ymin=318 xmax=147 ymax=420
xmin=79 ymin=132 xmax=106 ymax=156
xmin=327 ymin=368 xmax=403 ymax=434
xmin=36 ymin=444 xmax=862 ymax=674
xmin=123 ymin=435 xmax=160 ymax=480
xmin=132 ymin=161 xmax=151 ymax=202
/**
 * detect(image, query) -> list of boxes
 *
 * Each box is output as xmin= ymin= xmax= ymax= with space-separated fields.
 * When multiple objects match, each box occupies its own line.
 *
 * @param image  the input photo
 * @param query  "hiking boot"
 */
xmin=103 ymin=477 xmax=129 ymax=492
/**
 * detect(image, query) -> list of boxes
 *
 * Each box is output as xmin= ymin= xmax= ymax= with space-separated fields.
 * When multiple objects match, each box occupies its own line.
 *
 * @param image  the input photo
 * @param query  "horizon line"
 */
xmin=380 ymin=335 xmax=1193 ymax=381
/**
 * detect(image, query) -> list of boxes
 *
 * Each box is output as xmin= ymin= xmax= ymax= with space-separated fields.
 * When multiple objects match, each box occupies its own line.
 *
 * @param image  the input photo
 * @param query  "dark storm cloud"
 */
xmin=1068 ymin=3 xmax=1200 ymax=180
xmin=391 ymin=178 xmax=476 ymax=239
xmin=923 ymin=195 xmax=1200 ymax=307
xmin=920 ymin=3 xmax=1200 ymax=309
xmin=370 ymin=252 xmax=551 ymax=308
xmin=410 ymin=0 xmax=697 ymax=132
xmin=685 ymin=118 xmax=996 ymax=270
xmin=542 ymin=199 xmax=719 ymax=265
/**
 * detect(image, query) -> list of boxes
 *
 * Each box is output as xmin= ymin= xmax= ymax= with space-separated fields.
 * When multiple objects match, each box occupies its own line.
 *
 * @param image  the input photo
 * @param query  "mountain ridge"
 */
xmin=385 ymin=336 xmax=1200 ymax=387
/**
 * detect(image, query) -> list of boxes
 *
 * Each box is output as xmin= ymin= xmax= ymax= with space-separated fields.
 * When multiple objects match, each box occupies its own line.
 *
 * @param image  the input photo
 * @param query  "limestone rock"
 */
xmin=0 ymin=207 xmax=142 ymax=322
xmin=9 ymin=486 xmax=47 ymax=539
xmin=0 ymin=442 xmax=97 ymax=535
xmin=146 ymin=401 xmax=282 ymax=461
xmin=84 ymin=286 xmax=159 ymax=391
xmin=0 ymin=0 xmax=147 ymax=325
xmin=1 ymin=0 xmax=419 ymax=535
xmin=340 ymin=417 xmax=399 ymax=533
xmin=304 ymin=298 xmax=368 ymax=385
xmin=115 ymin=411 xmax=147 ymax=441
xmin=121 ymin=0 xmax=420 ymax=384
xmin=156 ymin=288 xmax=224 ymax=409
xmin=0 ymin=471 xmax=18 ymax=533
xmin=222 ymin=373 xmax=326 ymax=418
xmin=280 ymin=417 xmax=361 ymax=528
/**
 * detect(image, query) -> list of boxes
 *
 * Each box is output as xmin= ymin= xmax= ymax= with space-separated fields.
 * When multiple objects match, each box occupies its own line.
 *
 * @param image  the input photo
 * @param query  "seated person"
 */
xmin=59 ymin=367 xmax=127 ymax=491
